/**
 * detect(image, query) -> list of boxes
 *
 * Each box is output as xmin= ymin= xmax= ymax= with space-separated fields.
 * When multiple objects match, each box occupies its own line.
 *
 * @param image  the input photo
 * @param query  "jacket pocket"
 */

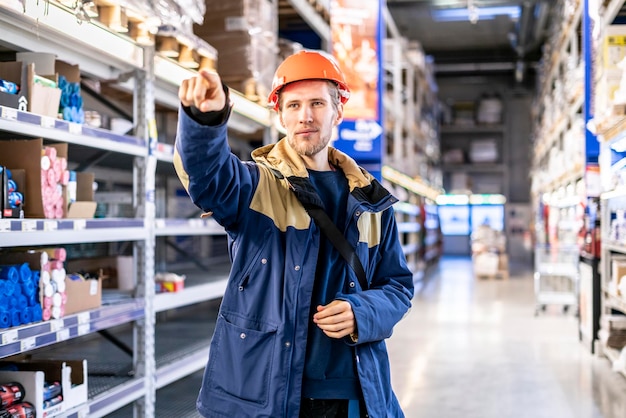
xmin=207 ymin=313 xmax=278 ymax=405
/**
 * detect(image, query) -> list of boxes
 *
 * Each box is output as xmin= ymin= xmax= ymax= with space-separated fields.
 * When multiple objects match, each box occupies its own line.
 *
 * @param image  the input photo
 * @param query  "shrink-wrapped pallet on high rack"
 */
xmin=193 ymin=0 xmax=278 ymax=102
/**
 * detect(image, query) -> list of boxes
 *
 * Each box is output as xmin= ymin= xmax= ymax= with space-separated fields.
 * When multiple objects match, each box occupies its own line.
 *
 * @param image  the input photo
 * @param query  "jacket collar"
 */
xmin=251 ymin=138 xmax=374 ymax=191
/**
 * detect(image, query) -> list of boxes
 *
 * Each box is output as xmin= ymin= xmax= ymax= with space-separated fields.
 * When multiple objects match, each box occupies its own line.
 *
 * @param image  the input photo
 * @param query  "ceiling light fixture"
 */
xmin=431 ymin=5 xmax=521 ymax=23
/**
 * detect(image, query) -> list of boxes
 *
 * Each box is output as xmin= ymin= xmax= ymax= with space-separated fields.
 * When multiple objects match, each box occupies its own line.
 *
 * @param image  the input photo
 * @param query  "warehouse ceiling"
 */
xmin=278 ymin=0 xmax=554 ymax=78
xmin=386 ymin=0 xmax=553 ymax=76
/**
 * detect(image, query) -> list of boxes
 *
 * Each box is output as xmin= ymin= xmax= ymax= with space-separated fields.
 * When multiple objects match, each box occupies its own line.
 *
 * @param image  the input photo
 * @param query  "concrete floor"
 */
xmin=387 ymin=256 xmax=626 ymax=418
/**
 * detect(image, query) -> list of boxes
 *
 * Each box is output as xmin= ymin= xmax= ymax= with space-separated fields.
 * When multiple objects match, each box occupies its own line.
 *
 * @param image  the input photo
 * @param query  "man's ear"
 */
xmin=334 ymin=104 xmax=344 ymax=126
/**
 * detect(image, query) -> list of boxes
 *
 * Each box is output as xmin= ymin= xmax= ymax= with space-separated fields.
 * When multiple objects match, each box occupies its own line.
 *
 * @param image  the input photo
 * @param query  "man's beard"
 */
xmin=288 ymin=132 xmax=330 ymax=157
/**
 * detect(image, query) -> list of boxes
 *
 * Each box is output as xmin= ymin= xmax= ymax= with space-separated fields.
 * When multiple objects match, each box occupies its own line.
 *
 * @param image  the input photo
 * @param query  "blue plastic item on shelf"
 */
xmin=0 ymin=266 xmax=19 ymax=282
xmin=9 ymin=309 xmax=20 ymax=327
xmin=0 ymin=308 xmax=10 ymax=328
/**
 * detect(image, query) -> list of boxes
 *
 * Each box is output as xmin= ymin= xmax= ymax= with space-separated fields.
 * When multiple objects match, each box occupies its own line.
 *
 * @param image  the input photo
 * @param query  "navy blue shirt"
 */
xmin=301 ymin=168 xmax=360 ymax=400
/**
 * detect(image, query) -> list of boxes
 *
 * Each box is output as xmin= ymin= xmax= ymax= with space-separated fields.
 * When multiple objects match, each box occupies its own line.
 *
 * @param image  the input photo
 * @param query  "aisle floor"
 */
xmin=388 ymin=256 xmax=626 ymax=418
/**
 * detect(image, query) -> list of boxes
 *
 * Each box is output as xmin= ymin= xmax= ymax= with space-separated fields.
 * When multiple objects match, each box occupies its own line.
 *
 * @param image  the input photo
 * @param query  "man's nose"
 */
xmin=299 ymin=106 xmax=313 ymax=123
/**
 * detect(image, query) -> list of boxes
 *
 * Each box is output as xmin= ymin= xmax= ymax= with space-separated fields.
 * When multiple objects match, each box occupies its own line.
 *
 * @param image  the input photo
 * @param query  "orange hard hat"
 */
xmin=267 ymin=50 xmax=350 ymax=111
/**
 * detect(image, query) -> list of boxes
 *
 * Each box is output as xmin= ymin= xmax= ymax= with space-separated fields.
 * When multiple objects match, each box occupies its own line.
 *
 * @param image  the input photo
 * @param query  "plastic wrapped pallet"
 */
xmin=193 ymin=0 xmax=277 ymax=101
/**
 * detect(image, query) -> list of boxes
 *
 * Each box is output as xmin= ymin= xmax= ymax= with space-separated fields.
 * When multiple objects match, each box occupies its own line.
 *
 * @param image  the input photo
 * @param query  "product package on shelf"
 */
xmin=0 ymin=167 xmax=24 ymax=219
xmin=0 ymin=61 xmax=30 ymax=112
xmin=0 ymin=139 xmax=96 ymax=219
xmin=54 ymin=60 xmax=83 ymax=124
xmin=0 ymin=359 xmax=88 ymax=417
xmin=0 ymin=249 xmax=68 ymax=323
xmin=0 ymin=260 xmax=42 ymax=329
xmin=66 ymin=256 xmax=133 ymax=293
xmin=193 ymin=0 xmax=277 ymax=102
xmin=155 ymin=272 xmax=185 ymax=293
xmin=13 ymin=52 xmax=64 ymax=119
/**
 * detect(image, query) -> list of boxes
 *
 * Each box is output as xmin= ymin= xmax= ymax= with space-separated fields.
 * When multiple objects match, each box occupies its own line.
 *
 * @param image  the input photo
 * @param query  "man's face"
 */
xmin=278 ymin=80 xmax=343 ymax=157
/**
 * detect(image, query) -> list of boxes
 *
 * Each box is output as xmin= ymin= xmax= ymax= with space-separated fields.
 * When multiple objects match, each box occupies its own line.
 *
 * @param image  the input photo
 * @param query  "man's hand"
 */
xmin=179 ymin=70 xmax=226 ymax=113
xmin=313 ymin=300 xmax=356 ymax=339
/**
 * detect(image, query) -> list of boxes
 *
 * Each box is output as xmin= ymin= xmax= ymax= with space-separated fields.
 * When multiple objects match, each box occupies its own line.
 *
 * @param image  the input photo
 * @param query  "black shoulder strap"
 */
xmin=302 ymin=204 xmax=369 ymax=290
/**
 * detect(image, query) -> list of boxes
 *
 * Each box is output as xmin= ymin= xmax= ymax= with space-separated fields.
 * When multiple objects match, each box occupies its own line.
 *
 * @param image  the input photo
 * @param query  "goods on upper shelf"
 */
xmin=193 ymin=0 xmax=278 ymax=102
xmin=441 ymin=95 xmax=504 ymax=127
xmin=0 ymin=140 xmax=96 ymax=220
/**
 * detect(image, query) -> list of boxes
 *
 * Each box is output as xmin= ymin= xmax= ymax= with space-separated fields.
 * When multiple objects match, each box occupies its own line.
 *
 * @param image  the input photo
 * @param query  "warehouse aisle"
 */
xmin=387 ymin=256 xmax=626 ymax=418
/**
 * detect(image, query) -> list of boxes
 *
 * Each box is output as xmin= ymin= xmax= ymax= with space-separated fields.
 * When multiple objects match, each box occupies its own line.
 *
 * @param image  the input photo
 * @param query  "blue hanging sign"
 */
xmin=330 ymin=0 xmax=384 ymax=165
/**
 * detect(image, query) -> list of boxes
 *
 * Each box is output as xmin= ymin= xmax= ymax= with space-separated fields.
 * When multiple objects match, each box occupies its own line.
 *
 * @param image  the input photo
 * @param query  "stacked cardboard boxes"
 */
xmin=193 ymin=0 xmax=277 ymax=101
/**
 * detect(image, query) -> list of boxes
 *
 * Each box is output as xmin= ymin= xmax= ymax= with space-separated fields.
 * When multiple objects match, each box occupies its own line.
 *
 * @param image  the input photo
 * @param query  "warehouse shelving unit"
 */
xmin=440 ymin=123 xmax=508 ymax=196
xmin=530 ymin=0 xmax=586 ymax=326
xmin=382 ymin=21 xmax=443 ymax=275
xmin=0 ymin=1 xmax=440 ymax=416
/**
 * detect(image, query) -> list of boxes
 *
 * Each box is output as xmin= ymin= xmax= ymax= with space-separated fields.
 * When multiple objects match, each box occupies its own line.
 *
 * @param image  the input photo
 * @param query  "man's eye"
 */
xmin=287 ymin=103 xmax=299 ymax=109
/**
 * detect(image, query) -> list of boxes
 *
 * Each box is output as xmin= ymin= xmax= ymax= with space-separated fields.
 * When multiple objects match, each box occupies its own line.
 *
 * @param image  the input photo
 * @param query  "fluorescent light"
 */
xmin=469 ymin=194 xmax=507 ymax=205
xmin=436 ymin=194 xmax=469 ymax=205
xmin=432 ymin=6 xmax=520 ymax=22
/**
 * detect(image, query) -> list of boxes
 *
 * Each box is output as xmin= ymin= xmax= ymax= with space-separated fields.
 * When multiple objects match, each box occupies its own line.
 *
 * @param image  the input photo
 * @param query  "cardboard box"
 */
xmin=0 ymin=139 xmax=67 ymax=218
xmin=67 ymin=172 xmax=97 ymax=219
xmin=66 ymin=256 xmax=134 ymax=291
xmin=193 ymin=0 xmax=276 ymax=35
xmin=30 ymin=74 xmax=62 ymax=118
xmin=64 ymin=276 xmax=102 ymax=315
xmin=0 ymin=61 xmax=30 ymax=111
xmin=55 ymin=60 xmax=80 ymax=84
xmin=0 ymin=359 xmax=88 ymax=417
xmin=603 ymin=25 xmax=626 ymax=71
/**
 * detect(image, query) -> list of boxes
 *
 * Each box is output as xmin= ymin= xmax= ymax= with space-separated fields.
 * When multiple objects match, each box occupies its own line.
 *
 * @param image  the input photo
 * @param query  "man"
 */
xmin=174 ymin=50 xmax=414 ymax=418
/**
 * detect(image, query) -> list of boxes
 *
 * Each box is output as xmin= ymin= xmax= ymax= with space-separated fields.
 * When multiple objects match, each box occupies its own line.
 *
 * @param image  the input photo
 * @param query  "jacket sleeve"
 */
xmin=342 ymin=207 xmax=415 ymax=345
xmin=173 ymin=104 xmax=259 ymax=232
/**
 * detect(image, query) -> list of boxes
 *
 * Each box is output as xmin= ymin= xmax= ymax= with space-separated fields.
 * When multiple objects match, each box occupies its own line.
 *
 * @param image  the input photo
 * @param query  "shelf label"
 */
xmin=69 ymin=122 xmax=82 ymax=135
xmin=78 ymin=324 xmax=90 ymax=336
xmin=0 ymin=220 xmax=10 ymax=232
xmin=41 ymin=116 xmax=55 ymax=129
xmin=77 ymin=312 xmax=90 ymax=324
xmin=21 ymin=220 xmax=37 ymax=232
xmin=49 ymin=319 xmax=63 ymax=332
xmin=57 ymin=328 xmax=70 ymax=342
xmin=73 ymin=219 xmax=86 ymax=230
xmin=44 ymin=221 xmax=58 ymax=231
xmin=2 ymin=329 xmax=18 ymax=345
xmin=21 ymin=337 xmax=36 ymax=351
xmin=1 ymin=106 xmax=17 ymax=120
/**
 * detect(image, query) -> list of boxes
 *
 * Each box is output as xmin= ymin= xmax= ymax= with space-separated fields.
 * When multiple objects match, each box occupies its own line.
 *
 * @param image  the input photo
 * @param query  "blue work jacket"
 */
xmin=174 ymin=107 xmax=414 ymax=418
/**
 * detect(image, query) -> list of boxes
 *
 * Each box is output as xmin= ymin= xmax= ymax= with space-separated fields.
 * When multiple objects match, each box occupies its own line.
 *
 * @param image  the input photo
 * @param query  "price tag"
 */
xmin=21 ymin=220 xmax=37 ymax=232
xmin=21 ymin=337 xmax=36 ymax=351
xmin=49 ymin=319 xmax=63 ymax=332
xmin=0 ymin=219 xmax=10 ymax=232
xmin=74 ymin=219 xmax=86 ymax=230
xmin=2 ymin=329 xmax=18 ymax=345
xmin=41 ymin=116 xmax=55 ymax=128
xmin=57 ymin=328 xmax=70 ymax=342
xmin=1 ymin=106 xmax=17 ymax=120
xmin=44 ymin=221 xmax=58 ymax=231
xmin=69 ymin=122 xmax=82 ymax=135
xmin=78 ymin=324 xmax=90 ymax=336
xmin=77 ymin=312 xmax=90 ymax=324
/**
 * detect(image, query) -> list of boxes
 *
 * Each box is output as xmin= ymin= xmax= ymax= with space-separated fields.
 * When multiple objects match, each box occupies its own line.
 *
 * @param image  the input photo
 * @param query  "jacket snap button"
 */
xmin=238 ymin=286 xmax=244 ymax=291
xmin=355 ymin=211 xmax=361 ymax=216
xmin=285 ymin=341 xmax=291 ymax=347
xmin=349 ymin=282 xmax=355 ymax=288
xmin=261 ymin=258 xmax=267 ymax=264
xmin=240 ymin=333 xmax=246 ymax=339
xmin=294 ymin=265 xmax=301 ymax=271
